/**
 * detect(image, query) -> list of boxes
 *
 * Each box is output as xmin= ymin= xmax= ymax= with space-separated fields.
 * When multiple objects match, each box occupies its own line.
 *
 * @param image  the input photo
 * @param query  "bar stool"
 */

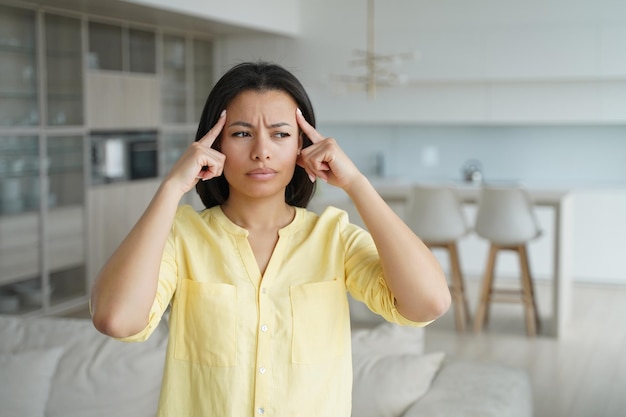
xmin=405 ymin=184 xmax=471 ymax=332
xmin=473 ymin=185 xmax=542 ymax=336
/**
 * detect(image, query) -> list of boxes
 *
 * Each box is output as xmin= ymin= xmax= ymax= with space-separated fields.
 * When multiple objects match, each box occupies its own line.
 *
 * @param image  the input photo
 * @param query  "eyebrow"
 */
xmin=228 ymin=121 xmax=292 ymax=129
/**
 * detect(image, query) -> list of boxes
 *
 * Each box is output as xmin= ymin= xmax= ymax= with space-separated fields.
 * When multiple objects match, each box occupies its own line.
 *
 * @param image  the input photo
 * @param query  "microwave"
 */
xmin=91 ymin=130 xmax=159 ymax=185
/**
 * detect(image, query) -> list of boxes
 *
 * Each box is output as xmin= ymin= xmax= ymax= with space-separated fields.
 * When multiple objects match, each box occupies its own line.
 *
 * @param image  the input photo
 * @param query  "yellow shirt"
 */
xmin=122 ymin=204 xmax=427 ymax=417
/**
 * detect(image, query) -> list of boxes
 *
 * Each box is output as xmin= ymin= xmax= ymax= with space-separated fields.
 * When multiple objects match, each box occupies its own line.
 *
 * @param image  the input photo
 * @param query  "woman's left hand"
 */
xmin=295 ymin=109 xmax=362 ymax=190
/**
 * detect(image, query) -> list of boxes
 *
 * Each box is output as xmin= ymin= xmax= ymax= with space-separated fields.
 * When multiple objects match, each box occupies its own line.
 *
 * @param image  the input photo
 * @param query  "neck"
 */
xmin=221 ymin=195 xmax=295 ymax=231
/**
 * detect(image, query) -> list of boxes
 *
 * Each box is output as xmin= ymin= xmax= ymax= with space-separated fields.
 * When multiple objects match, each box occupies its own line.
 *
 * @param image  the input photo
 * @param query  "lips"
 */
xmin=248 ymin=168 xmax=276 ymax=175
xmin=247 ymin=167 xmax=277 ymax=179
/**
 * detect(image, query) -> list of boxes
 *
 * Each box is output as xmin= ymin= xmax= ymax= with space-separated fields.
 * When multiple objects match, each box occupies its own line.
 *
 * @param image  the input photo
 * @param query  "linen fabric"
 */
xmin=351 ymin=351 xmax=445 ymax=417
xmin=121 ymin=204 xmax=429 ymax=417
xmin=403 ymin=361 xmax=533 ymax=417
xmin=0 ymin=315 xmax=167 ymax=417
xmin=0 ymin=347 xmax=64 ymax=417
xmin=351 ymin=322 xmax=425 ymax=357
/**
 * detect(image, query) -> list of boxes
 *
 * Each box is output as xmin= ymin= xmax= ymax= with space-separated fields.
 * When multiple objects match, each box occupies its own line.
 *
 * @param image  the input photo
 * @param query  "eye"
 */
xmin=232 ymin=131 xmax=251 ymax=138
xmin=273 ymin=132 xmax=291 ymax=139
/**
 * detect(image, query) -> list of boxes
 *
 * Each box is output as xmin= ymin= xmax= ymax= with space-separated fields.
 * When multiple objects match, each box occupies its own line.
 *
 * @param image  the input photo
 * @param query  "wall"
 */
xmin=215 ymin=0 xmax=626 ymax=124
xmin=210 ymin=1 xmax=626 ymax=285
xmin=298 ymin=0 xmax=626 ymax=124
xmin=318 ymin=124 xmax=626 ymax=185
xmin=124 ymin=0 xmax=300 ymax=36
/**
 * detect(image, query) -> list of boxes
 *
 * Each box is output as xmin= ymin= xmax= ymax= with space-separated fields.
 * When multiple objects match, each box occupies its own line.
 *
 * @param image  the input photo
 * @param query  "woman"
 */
xmin=90 ymin=61 xmax=450 ymax=417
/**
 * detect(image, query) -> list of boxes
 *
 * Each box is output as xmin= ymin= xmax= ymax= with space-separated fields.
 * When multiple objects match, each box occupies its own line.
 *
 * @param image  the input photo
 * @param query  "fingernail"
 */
xmin=308 ymin=173 xmax=316 ymax=183
xmin=296 ymin=108 xmax=303 ymax=116
xmin=220 ymin=110 xmax=226 ymax=118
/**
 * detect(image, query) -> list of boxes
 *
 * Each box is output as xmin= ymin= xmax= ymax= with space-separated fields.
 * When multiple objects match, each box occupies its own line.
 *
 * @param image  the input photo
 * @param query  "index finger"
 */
xmin=296 ymin=108 xmax=324 ymax=144
xmin=199 ymin=110 xmax=227 ymax=147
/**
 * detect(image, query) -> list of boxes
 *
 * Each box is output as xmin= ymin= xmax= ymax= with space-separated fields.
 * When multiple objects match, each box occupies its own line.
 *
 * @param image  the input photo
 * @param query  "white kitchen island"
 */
xmin=310 ymin=181 xmax=573 ymax=338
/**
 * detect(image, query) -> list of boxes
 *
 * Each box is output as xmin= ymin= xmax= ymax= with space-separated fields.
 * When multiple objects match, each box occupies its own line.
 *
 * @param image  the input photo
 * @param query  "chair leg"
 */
xmin=474 ymin=244 xmax=498 ymax=333
xmin=518 ymin=245 xmax=539 ymax=336
xmin=448 ymin=242 xmax=470 ymax=332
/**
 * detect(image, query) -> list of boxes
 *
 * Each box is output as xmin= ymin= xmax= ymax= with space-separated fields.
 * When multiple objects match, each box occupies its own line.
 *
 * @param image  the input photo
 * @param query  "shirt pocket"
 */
xmin=290 ymin=279 xmax=348 ymax=364
xmin=173 ymin=279 xmax=237 ymax=367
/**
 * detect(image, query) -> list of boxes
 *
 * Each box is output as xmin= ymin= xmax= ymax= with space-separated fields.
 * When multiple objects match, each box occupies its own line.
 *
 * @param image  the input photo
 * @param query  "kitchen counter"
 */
xmin=310 ymin=180 xmax=574 ymax=338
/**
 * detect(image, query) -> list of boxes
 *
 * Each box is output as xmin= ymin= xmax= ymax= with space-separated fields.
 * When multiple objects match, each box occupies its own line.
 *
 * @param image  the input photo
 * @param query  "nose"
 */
xmin=251 ymin=137 xmax=271 ymax=160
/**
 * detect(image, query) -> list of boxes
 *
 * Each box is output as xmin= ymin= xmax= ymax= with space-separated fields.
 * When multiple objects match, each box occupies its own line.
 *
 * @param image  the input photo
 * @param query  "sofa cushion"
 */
xmin=351 ymin=322 xmax=443 ymax=417
xmin=0 ymin=347 xmax=64 ymax=417
xmin=403 ymin=360 xmax=533 ymax=417
xmin=351 ymin=322 xmax=425 ymax=357
xmin=352 ymin=350 xmax=445 ymax=417
xmin=0 ymin=315 xmax=168 ymax=417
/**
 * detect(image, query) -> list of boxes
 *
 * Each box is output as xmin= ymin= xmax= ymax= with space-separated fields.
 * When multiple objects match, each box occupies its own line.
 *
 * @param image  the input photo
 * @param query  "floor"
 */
xmin=424 ymin=278 xmax=626 ymax=417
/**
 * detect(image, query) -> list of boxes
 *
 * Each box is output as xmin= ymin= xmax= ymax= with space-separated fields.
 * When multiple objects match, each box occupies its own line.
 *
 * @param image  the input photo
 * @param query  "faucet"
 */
xmin=461 ymin=159 xmax=483 ymax=184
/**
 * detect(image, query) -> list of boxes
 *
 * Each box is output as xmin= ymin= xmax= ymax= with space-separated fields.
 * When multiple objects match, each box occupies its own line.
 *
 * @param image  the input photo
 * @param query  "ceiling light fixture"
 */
xmin=331 ymin=0 xmax=414 ymax=98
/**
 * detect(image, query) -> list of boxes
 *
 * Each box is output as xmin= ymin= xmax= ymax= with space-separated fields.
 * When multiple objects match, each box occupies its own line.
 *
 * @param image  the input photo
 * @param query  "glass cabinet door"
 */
xmin=129 ymin=28 xmax=156 ymax=74
xmin=46 ymin=135 xmax=86 ymax=307
xmin=88 ymin=21 xmax=123 ymax=71
xmin=0 ymin=5 xmax=38 ymax=127
xmin=162 ymin=132 xmax=191 ymax=176
xmin=0 ymin=135 xmax=41 ymax=313
xmin=45 ymin=13 xmax=83 ymax=126
xmin=193 ymin=38 xmax=213 ymax=121
xmin=162 ymin=34 xmax=187 ymax=124
xmin=0 ymin=135 xmax=40 ymax=214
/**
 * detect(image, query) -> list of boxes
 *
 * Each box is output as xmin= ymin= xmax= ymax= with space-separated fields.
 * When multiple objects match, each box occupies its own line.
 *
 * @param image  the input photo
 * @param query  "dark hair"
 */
xmin=194 ymin=61 xmax=317 ymax=209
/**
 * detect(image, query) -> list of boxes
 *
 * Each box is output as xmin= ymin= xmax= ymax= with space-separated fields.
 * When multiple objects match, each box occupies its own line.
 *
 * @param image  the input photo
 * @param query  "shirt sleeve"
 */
xmin=339 ymin=210 xmax=432 ymax=328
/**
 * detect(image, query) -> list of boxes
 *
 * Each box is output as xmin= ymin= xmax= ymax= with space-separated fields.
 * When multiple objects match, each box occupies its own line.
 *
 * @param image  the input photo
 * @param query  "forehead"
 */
xmin=227 ymin=89 xmax=297 ymax=113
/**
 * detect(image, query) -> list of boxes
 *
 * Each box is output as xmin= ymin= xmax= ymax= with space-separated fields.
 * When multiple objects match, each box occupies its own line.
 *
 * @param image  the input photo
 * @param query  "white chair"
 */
xmin=405 ymin=184 xmax=471 ymax=332
xmin=473 ymin=185 xmax=542 ymax=336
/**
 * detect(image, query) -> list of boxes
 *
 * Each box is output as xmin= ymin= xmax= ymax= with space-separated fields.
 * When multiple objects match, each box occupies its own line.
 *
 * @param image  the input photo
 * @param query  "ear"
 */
xmin=298 ymin=131 xmax=304 ymax=152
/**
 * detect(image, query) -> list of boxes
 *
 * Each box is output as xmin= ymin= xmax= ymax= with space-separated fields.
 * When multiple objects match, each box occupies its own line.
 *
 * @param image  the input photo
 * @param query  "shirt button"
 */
xmin=257 ymin=408 xmax=265 ymax=415
xmin=259 ymin=367 xmax=266 ymax=374
xmin=261 ymin=325 xmax=268 ymax=332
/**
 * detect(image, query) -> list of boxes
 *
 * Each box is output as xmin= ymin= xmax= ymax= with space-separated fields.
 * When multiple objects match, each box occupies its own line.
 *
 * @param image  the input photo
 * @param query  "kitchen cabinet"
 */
xmin=87 ymin=21 xmax=156 ymax=74
xmin=87 ymin=179 xmax=160 ymax=283
xmin=0 ymin=133 xmax=86 ymax=315
xmin=46 ymin=135 xmax=86 ymax=310
xmin=86 ymin=72 xmax=160 ymax=129
xmin=162 ymin=35 xmax=214 ymax=124
xmin=0 ymin=5 xmax=38 ymax=127
xmin=85 ymin=19 xmax=159 ymax=129
xmin=87 ymin=21 xmax=123 ymax=72
xmin=129 ymin=28 xmax=156 ymax=74
xmin=0 ymin=2 xmax=215 ymax=315
xmin=0 ymin=136 xmax=40 ymax=293
xmin=192 ymin=38 xmax=214 ymax=121
xmin=162 ymin=34 xmax=188 ymax=124
xmin=45 ymin=13 xmax=83 ymax=126
xmin=161 ymin=132 xmax=204 ymax=208
xmin=0 ymin=4 xmax=87 ymax=316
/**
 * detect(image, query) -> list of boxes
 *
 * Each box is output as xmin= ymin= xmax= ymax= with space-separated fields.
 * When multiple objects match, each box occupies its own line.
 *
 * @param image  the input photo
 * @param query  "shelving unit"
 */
xmin=162 ymin=34 xmax=188 ymax=124
xmin=0 ymin=1 xmax=214 ymax=316
xmin=0 ymin=132 xmax=86 ymax=314
xmin=0 ymin=6 xmax=38 ymax=127
xmin=0 ymin=5 xmax=86 ymax=315
xmin=45 ymin=13 xmax=83 ymax=126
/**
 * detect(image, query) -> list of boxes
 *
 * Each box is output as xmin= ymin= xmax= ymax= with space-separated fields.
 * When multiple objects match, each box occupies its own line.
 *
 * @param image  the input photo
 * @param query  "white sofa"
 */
xmin=0 ymin=306 xmax=531 ymax=417
xmin=347 ymin=297 xmax=533 ymax=417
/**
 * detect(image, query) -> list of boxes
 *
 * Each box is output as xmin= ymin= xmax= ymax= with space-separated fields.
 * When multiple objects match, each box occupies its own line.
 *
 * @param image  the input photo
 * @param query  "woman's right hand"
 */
xmin=164 ymin=110 xmax=227 ymax=195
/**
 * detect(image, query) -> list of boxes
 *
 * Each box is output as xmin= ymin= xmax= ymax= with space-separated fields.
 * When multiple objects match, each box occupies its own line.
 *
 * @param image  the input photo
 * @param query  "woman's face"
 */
xmin=220 ymin=89 xmax=301 ymax=202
